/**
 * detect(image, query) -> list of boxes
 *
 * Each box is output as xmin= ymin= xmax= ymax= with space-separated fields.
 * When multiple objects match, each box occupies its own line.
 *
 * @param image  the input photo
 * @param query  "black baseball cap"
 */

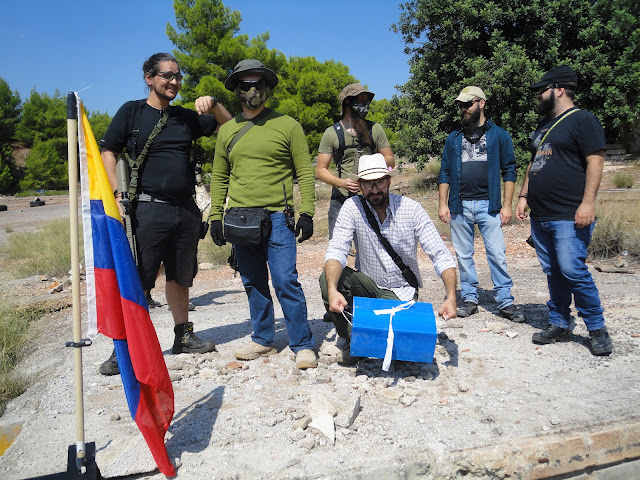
xmin=529 ymin=66 xmax=578 ymax=91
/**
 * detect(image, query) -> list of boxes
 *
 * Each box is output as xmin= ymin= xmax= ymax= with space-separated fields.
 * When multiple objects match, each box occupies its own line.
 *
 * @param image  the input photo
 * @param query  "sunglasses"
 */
xmin=236 ymin=78 xmax=267 ymax=92
xmin=457 ymin=99 xmax=480 ymax=110
xmin=360 ymin=177 xmax=389 ymax=190
xmin=537 ymin=84 xmax=556 ymax=95
xmin=156 ymin=71 xmax=183 ymax=82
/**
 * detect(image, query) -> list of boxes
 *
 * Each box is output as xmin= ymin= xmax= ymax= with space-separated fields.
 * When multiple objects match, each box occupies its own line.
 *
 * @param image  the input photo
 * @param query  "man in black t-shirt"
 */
xmin=516 ymin=66 xmax=613 ymax=356
xmin=97 ymin=52 xmax=232 ymax=375
xmin=438 ymin=86 xmax=524 ymax=323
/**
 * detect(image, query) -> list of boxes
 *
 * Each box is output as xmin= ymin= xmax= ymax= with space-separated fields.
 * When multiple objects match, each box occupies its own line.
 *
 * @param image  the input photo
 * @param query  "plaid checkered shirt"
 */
xmin=325 ymin=194 xmax=456 ymax=301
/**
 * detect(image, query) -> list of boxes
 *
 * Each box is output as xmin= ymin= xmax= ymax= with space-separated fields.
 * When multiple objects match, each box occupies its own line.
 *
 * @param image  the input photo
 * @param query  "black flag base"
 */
xmin=25 ymin=442 xmax=101 ymax=480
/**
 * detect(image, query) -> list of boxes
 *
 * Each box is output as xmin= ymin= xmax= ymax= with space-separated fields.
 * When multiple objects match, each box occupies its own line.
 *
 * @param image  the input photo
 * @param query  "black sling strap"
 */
xmin=125 ymin=104 xmax=170 ymax=197
xmin=333 ymin=120 xmax=375 ymax=178
xmin=226 ymin=108 xmax=272 ymax=156
xmin=359 ymin=195 xmax=420 ymax=289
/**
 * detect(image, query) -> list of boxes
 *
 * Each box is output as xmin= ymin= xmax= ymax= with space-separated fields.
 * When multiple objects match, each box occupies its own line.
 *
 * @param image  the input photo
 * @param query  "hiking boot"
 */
xmin=457 ymin=301 xmax=478 ymax=318
xmin=589 ymin=328 xmax=613 ymax=356
xmin=498 ymin=304 xmax=526 ymax=323
xmin=172 ymin=322 xmax=217 ymax=354
xmin=234 ymin=341 xmax=277 ymax=360
xmin=146 ymin=292 xmax=162 ymax=309
xmin=295 ymin=349 xmax=318 ymax=369
xmin=99 ymin=349 xmax=119 ymax=376
xmin=532 ymin=324 xmax=571 ymax=345
xmin=336 ymin=340 xmax=358 ymax=366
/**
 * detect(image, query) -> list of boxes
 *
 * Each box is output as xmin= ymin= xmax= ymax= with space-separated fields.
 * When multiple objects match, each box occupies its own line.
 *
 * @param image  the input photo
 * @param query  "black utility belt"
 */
xmin=136 ymin=193 xmax=194 ymax=205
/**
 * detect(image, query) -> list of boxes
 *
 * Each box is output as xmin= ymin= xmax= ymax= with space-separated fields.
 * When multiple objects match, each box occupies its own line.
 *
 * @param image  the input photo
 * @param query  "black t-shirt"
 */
xmin=459 ymin=133 xmax=489 ymax=200
xmin=527 ymin=108 xmax=606 ymax=221
xmin=100 ymin=100 xmax=217 ymax=202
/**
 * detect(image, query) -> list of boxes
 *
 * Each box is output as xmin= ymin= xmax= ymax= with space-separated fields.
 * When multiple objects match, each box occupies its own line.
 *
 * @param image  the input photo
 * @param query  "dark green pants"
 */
xmin=319 ymin=267 xmax=400 ymax=339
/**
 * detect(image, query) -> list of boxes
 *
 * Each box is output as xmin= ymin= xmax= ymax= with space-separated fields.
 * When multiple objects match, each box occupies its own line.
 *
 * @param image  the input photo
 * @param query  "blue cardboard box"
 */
xmin=350 ymin=296 xmax=437 ymax=363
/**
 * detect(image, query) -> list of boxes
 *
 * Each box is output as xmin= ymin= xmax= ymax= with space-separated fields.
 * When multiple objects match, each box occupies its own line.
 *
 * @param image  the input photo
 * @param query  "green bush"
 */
xmin=19 ymin=138 xmax=68 ymax=191
xmin=0 ymin=299 xmax=46 ymax=415
xmin=612 ymin=172 xmax=634 ymax=189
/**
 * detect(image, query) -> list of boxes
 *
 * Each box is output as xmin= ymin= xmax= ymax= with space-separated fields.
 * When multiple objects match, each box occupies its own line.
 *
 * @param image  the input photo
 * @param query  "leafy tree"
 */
xmin=0 ymin=77 xmax=21 ymax=146
xmin=88 ymin=111 xmax=112 ymax=145
xmin=167 ymin=0 xmax=359 ymax=158
xmin=392 ymin=0 xmax=640 ymax=169
xmin=0 ymin=77 xmax=21 ymax=192
xmin=19 ymin=137 xmax=68 ymax=191
xmin=15 ymin=90 xmax=67 ymax=157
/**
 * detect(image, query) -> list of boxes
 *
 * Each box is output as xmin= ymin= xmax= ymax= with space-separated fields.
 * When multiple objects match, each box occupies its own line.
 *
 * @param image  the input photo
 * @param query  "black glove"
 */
xmin=210 ymin=220 xmax=226 ymax=246
xmin=294 ymin=213 xmax=313 ymax=243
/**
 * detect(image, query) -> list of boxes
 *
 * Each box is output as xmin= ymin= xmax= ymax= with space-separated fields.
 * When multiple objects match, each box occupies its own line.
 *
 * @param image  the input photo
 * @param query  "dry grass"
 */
xmin=0 ymin=219 xmax=78 ymax=278
xmin=591 ymin=201 xmax=640 ymax=259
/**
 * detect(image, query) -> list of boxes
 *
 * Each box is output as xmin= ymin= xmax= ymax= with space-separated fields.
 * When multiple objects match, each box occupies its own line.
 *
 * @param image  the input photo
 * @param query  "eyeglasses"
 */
xmin=236 ymin=78 xmax=266 ymax=92
xmin=457 ymin=99 xmax=480 ymax=110
xmin=156 ymin=71 xmax=183 ymax=82
xmin=360 ymin=177 xmax=389 ymax=190
xmin=537 ymin=84 xmax=556 ymax=95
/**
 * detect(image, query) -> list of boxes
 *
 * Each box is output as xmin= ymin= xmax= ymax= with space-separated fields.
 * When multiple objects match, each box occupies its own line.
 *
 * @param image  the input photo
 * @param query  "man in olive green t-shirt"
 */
xmin=316 ymin=83 xmax=395 ymax=238
xmin=209 ymin=59 xmax=317 ymax=369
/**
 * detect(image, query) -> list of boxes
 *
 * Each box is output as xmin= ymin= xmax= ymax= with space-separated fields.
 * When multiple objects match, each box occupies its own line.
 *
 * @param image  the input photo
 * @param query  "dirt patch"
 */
xmin=1 ymin=168 xmax=639 ymax=479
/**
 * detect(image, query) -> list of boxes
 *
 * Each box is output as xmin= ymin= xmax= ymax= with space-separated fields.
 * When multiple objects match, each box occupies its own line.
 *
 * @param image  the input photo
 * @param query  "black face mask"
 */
xmin=351 ymin=101 xmax=370 ymax=119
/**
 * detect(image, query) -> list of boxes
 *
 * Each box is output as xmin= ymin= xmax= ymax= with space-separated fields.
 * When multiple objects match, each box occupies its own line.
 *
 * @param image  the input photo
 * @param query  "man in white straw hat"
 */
xmin=320 ymin=153 xmax=457 ymax=364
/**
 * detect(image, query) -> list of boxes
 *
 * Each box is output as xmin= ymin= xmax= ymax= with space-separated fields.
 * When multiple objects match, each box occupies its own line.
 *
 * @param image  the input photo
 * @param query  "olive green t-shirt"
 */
xmin=318 ymin=121 xmax=390 ymax=195
xmin=210 ymin=110 xmax=315 ymax=221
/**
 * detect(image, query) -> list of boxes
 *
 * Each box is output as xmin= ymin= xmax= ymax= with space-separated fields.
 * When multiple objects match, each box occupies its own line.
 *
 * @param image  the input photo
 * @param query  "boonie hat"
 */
xmin=455 ymin=86 xmax=486 ymax=103
xmin=529 ymin=66 xmax=578 ymax=91
xmin=339 ymin=83 xmax=374 ymax=116
xmin=224 ymin=59 xmax=279 ymax=91
xmin=348 ymin=153 xmax=397 ymax=182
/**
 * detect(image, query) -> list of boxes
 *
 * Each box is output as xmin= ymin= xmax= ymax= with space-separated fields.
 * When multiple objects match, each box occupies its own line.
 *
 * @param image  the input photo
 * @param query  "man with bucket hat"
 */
xmin=516 ymin=66 xmax=613 ymax=356
xmin=438 ymin=86 xmax=525 ymax=323
xmin=316 ymin=83 xmax=395 ymax=238
xmin=209 ymin=59 xmax=318 ymax=369
xmin=320 ymin=153 xmax=457 ymax=363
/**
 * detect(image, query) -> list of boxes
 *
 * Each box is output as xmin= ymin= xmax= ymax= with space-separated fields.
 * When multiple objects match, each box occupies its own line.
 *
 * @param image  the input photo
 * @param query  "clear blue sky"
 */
xmin=0 ymin=0 xmax=410 ymax=116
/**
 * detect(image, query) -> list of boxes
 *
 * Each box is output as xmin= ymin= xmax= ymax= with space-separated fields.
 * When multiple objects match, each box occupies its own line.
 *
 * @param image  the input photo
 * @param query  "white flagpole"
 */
xmin=66 ymin=91 xmax=87 ymax=472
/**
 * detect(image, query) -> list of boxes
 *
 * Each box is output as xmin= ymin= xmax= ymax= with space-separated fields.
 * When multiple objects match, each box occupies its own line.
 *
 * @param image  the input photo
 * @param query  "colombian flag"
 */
xmin=77 ymin=95 xmax=176 ymax=476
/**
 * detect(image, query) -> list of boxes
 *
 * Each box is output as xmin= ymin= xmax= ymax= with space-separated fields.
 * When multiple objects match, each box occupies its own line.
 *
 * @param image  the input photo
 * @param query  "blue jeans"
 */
xmin=234 ymin=212 xmax=314 ymax=352
xmin=450 ymin=200 xmax=514 ymax=309
xmin=531 ymin=220 xmax=604 ymax=331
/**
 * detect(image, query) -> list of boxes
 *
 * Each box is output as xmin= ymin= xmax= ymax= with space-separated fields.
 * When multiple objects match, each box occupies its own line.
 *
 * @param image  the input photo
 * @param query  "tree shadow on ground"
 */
xmin=166 ymin=386 xmax=224 ymax=462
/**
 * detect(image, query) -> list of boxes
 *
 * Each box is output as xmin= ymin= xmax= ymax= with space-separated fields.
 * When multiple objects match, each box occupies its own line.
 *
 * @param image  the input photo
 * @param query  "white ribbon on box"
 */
xmin=374 ymin=300 xmax=415 ymax=371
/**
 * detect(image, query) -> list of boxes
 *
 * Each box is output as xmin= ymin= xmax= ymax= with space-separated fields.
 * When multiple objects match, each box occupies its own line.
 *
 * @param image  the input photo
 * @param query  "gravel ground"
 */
xmin=1 ymin=188 xmax=639 ymax=479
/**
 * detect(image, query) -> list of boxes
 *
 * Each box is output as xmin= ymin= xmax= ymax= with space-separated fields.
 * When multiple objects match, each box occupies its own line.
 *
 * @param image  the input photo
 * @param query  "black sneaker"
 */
xmin=99 ymin=349 xmax=119 ymax=376
xmin=457 ymin=301 xmax=478 ymax=318
xmin=172 ymin=322 xmax=217 ymax=354
xmin=146 ymin=292 xmax=162 ymax=309
xmin=532 ymin=325 xmax=571 ymax=344
xmin=589 ymin=328 xmax=613 ymax=356
xmin=498 ymin=305 xmax=526 ymax=323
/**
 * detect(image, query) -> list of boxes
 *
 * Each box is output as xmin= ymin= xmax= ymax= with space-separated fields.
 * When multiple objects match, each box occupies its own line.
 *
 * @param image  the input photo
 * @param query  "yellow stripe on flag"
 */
xmin=81 ymin=108 xmax=121 ymax=222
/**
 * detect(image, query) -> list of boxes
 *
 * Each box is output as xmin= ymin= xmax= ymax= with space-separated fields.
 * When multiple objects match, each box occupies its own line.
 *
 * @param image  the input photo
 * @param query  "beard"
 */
xmin=461 ymin=107 xmax=481 ymax=128
xmin=536 ymin=93 xmax=556 ymax=116
xmin=350 ymin=107 xmax=372 ymax=145
xmin=366 ymin=189 xmax=388 ymax=207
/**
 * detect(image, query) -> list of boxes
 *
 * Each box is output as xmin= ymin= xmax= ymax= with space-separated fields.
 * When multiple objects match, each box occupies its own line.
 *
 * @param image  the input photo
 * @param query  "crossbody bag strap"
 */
xmin=226 ymin=108 xmax=272 ymax=156
xmin=127 ymin=107 xmax=170 ymax=197
xmin=536 ymin=108 xmax=580 ymax=154
xmin=359 ymin=196 xmax=420 ymax=289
